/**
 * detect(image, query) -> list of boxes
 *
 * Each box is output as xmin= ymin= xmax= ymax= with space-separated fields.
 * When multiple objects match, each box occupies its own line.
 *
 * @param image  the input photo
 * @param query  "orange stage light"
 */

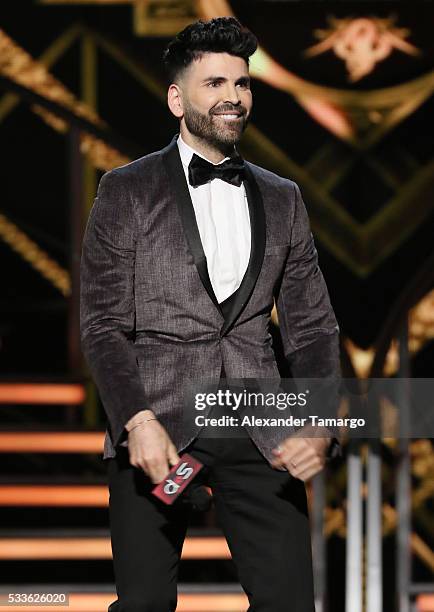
xmin=0 ymin=536 xmax=231 ymax=560
xmin=417 ymin=595 xmax=434 ymax=611
xmin=0 ymin=432 xmax=103 ymax=453
xmin=0 ymin=592 xmax=247 ymax=612
xmin=0 ymin=484 xmax=212 ymax=507
xmin=0 ymin=485 xmax=108 ymax=506
xmin=0 ymin=384 xmax=85 ymax=404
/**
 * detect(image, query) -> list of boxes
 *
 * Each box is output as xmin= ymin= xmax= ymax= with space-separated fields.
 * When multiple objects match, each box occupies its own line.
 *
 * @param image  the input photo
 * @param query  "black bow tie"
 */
xmin=188 ymin=153 xmax=245 ymax=188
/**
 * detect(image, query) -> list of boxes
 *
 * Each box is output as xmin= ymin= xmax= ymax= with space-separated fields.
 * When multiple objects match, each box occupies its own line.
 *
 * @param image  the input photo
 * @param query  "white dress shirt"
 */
xmin=177 ymin=133 xmax=251 ymax=304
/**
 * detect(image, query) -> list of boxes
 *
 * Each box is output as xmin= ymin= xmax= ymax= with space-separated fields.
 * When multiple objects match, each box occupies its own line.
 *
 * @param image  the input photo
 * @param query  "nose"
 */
xmin=222 ymin=81 xmax=241 ymax=106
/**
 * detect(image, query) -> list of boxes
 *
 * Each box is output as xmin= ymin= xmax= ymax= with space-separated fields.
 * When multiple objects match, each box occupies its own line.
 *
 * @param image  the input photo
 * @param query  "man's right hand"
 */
xmin=127 ymin=412 xmax=180 ymax=483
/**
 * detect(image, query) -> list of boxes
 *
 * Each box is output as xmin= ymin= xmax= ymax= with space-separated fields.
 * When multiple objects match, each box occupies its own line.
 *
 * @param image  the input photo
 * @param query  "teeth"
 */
xmin=218 ymin=114 xmax=240 ymax=120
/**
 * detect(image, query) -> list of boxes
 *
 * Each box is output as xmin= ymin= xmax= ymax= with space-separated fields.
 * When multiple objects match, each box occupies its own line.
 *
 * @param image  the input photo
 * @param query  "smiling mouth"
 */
xmin=213 ymin=113 xmax=243 ymax=121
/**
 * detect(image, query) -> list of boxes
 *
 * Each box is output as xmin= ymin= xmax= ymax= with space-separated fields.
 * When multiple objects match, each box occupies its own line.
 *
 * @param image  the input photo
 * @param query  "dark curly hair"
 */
xmin=162 ymin=17 xmax=258 ymax=83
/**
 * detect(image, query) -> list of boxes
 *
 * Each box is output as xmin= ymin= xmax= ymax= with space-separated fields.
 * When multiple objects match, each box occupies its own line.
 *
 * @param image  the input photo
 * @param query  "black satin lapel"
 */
xmin=220 ymin=163 xmax=266 ymax=337
xmin=162 ymin=136 xmax=223 ymax=315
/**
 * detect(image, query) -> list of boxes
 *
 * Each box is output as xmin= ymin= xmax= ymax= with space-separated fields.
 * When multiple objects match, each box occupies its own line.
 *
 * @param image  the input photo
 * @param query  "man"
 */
xmin=80 ymin=17 xmax=341 ymax=612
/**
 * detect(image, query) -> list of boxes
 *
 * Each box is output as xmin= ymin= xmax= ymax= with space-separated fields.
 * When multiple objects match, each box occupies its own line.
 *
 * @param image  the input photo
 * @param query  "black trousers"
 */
xmin=106 ymin=417 xmax=316 ymax=611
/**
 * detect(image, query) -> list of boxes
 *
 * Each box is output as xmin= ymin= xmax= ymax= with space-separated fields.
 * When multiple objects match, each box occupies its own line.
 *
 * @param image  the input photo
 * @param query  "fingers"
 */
xmin=271 ymin=438 xmax=326 ymax=482
xmin=287 ymin=454 xmax=325 ymax=481
xmin=128 ymin=426 xmax=181 ymax=484
xmin=129 ymin=449 xmax=170 ymax=483
xmin=167 ymin=443 xmax=181 ymax=467
xmin=143 ymin=444 xmax=181 ymax=483
xmin=145 ymin=455 xmax=171 ymax=484
xmin=271 ymin=438 xmax=308 ymax=468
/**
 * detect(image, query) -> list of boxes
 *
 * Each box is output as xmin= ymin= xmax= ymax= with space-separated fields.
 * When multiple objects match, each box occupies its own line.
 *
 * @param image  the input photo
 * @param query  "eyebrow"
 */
xmin=201 ymin=76 xmax=251 ymax=85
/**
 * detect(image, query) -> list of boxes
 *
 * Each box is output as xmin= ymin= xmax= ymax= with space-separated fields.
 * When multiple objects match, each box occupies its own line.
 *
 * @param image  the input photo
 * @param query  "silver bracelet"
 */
xmin=129 ymin=417 xmax=157 ymax=431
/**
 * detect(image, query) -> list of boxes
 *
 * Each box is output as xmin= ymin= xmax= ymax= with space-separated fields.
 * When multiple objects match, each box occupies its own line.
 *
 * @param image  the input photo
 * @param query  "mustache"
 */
xmin=210 ymin=104 xmax=247 ymax=116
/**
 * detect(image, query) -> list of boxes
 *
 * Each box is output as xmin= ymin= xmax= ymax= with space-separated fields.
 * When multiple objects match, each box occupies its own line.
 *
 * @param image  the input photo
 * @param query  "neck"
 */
xmin=179 ymin=125 xmax=235 ymax=164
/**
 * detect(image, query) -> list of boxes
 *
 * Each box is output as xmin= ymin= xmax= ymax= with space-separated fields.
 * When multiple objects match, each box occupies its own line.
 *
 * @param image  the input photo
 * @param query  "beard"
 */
xmin=183 ymin=99 xmax=249 ymax=152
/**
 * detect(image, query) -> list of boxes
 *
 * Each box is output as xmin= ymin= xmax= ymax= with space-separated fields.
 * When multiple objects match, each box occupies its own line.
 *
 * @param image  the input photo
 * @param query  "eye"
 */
xmin=207 ymin=80 xmax=221 ymax=88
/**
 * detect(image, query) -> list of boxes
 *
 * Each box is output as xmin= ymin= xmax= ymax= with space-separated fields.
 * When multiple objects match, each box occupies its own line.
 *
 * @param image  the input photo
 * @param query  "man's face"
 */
xmin=178 ymin=52 xmax=252 ymax=149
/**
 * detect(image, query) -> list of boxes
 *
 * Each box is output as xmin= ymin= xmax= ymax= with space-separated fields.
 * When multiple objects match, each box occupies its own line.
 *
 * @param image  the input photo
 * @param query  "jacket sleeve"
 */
xmin=80 ymin=169 xmax=147 ymax=448
xmin=275 ymin=181 xmax=342 ymax=447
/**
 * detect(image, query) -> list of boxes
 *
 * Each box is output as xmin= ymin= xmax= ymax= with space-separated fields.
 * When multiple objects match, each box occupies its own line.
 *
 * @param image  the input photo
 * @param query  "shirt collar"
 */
xmin=177 ymin=133 xmax=231 ymax=169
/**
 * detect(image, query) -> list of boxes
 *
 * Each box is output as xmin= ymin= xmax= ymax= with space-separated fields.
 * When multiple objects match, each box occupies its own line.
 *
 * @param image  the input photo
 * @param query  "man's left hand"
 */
xmin=270 ymin=427 xmax=331 ymax=481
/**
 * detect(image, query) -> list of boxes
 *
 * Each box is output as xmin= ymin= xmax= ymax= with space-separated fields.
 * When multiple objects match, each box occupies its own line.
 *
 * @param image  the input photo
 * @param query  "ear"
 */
xmin=167 ymin=83 xmax=184 ymax=119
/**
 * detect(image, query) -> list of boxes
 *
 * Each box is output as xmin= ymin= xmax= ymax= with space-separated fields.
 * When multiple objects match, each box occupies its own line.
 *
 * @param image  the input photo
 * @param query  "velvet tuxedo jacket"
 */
xmin=79 ymin=134 xmax=340 ymax=464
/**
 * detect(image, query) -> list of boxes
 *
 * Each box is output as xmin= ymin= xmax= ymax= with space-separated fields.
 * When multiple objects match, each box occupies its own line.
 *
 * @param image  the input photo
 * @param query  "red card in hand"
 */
xmin=152 ymin=453 xmax=203 ymax=505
